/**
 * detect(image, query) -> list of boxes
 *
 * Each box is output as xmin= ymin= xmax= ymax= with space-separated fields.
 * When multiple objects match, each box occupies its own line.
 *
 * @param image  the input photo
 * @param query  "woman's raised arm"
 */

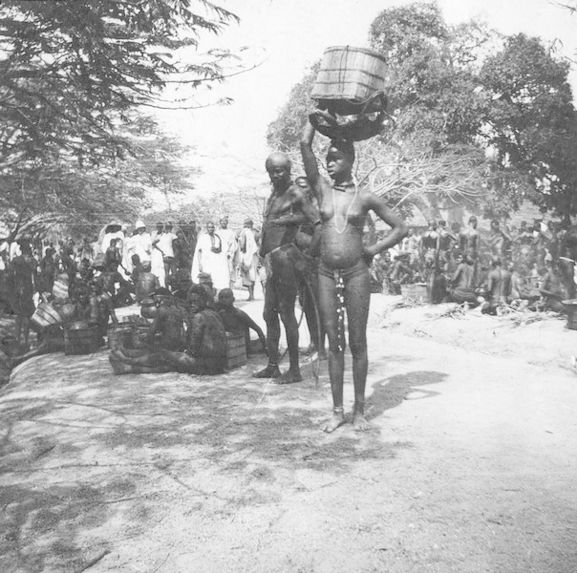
xmin=300 ymin=120 xmax=320 ymax=191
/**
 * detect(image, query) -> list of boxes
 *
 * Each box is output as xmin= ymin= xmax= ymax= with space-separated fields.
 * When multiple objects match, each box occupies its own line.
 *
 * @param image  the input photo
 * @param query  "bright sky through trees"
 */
xmin=156 ymin=0 xmax=577 ymax=198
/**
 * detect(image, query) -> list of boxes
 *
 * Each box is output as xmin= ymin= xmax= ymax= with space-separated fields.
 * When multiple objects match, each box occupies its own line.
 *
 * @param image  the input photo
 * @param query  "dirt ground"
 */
xmin=1 ymin=295 xmax=577 ymax=573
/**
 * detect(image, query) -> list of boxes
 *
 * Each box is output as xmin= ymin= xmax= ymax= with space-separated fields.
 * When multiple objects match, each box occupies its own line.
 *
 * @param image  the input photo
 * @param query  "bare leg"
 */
xmin=345 ymin=268 xmax=371 ymax=431
xmin=109 ymin=354 xmax=135 ymax=375
xmin=110 ymin=350 xmax=172 ymax=374
xmin=117 ymin=347 xmax=148 ymax=359
xmin=247 ymin=283 xmax=254 ymax=301
xmin=318 ymin=272 xmax=346 ymax=432
xmin=22 ymin=317 xmax=30 ymax=350
xmin=15 ymin=315 xmax=23 ymax=348
xmin=161 ymin=350 xmax=201 ymax=373
xmin=254 ymin=282 xmax=281 ymax=378
xmin=301 ymin=277 xmax=326 ymax=359
xmin=276 ymin=291 xmax=302 ymax=383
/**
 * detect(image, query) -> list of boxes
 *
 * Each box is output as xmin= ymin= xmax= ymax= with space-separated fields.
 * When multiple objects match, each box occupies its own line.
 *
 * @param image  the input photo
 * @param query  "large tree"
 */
xmin=0 ymin=0 xmax=238 ymax=237
xmin=479 ymin=33 xmax=577 ymax=223
xmin=268 ymin=2 xmax=577 ymax=223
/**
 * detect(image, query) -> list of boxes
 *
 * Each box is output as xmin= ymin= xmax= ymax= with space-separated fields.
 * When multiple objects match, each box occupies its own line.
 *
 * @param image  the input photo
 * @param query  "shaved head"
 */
xmin=265 ymin=152 xmax=292 ymax=173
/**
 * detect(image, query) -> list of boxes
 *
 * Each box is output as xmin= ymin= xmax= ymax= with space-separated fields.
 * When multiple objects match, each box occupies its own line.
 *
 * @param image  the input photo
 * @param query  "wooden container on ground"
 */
xmin=31 ymin=302 xmax=62 ymax=330
xmin=226 ymin=332 xmax=247 ymax=370
xmin=401 ymin=283 xmax=428 ymax=305
xmin=64 ymin=323 xmax=102 ymax=355
xmin=107 ymin=323 xmax=133 ymax=350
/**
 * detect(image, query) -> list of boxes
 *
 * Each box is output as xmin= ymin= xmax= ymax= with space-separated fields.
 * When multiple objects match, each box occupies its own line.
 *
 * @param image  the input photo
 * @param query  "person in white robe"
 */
xmin=218 ymin=216 xmax=238 ymax=288
xmin=191 ymin=222 xmax=230 ymax=291
xmin=150 ymin=222 xmax=166 ymax=287
xmin=238 ymin=218 xmax=260 ymax=300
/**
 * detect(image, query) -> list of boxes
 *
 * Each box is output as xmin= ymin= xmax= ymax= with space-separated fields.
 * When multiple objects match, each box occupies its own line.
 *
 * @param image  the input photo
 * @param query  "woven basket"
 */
xmin=31 ymin=302 xmax=63 ymax=330
xmin=312 ymin=46 xmax=388 ymax=114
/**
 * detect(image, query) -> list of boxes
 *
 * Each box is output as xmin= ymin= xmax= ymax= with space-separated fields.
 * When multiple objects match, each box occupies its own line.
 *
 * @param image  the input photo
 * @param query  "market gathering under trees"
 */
xmin=4 ymin=4 xmax=577 ymax=567
xmin=1 ymin=0 xmax=576 ymax=237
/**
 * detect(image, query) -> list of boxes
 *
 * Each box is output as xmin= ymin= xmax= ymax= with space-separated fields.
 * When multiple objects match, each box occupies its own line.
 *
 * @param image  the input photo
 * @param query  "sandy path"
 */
xmin=1 ymin=296 xmax=577 ymax=572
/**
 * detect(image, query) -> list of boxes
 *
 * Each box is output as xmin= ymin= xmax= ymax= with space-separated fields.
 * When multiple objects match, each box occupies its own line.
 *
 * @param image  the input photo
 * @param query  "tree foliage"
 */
xmin=0 ymin=0 xmax=238 ymax=237
xmin=479 ymin=34 xmax=577 ymax=222
xmin=268 ymin=1 xmax=577 ymax=223
xmin=0 ymin=0 xmax=237 ymax=169
xmin=1 ymin=115 xmax=195 ymax=238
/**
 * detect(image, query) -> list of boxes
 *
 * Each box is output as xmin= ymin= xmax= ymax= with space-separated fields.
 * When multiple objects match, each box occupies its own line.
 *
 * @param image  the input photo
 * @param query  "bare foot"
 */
xmin=273 ymin=368 xmax=303 ymax=384
xmin=110 ymin=349 xmax=125 ymax=361
xmin=109 ymin=355 xmax=133 ymax=375
xmin=253 ymin=364 xmax=281 ymax=379
xmin=322 ymin=410 xmax=346 ymax=433
xmin=352 ymin=413 xmax=371 ymax=432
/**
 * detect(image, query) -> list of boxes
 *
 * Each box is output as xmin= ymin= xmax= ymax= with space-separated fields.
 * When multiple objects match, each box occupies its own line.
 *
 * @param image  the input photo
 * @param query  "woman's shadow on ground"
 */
xmin=367 ymin=369 xmax=446 ymax=423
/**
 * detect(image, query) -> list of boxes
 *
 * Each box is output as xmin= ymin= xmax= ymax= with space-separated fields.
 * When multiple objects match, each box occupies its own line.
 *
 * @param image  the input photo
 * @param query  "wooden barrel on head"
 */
xmin=311 ymin=46 xmax=388 ymax=116
xmin=64 ymin=322 xmax=102 ymax=355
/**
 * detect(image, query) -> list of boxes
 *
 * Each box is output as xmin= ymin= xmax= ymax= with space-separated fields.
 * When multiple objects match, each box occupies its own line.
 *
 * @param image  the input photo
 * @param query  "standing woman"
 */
xmin=301 ymin=120 xmax=407 ymax=432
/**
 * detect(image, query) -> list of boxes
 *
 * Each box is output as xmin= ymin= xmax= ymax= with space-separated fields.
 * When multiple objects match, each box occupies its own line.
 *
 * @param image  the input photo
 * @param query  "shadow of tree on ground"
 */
xmin=0 ymin=350 xmax=449 ymax=572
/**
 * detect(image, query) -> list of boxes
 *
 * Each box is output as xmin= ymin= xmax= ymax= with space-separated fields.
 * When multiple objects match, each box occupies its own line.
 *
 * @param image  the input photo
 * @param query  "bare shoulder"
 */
xmin=288 ymin=183 xmax=305 ymax=202
xmin=363 ymin=189 xmax=389 ymax=210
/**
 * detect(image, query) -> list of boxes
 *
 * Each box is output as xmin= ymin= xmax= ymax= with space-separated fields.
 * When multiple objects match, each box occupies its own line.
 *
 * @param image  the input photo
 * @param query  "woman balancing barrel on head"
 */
xmin=300 ymin=121 xmax=407 ymax=432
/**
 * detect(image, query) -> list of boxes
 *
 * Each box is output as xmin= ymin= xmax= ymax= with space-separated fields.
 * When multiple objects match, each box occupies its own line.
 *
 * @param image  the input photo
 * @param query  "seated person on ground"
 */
xmin=101 ymin=261 xmax=133 ymax=307
xmin=150 ymin=292 xmax=190 ymax=351
xmin=388 ymin=253 xmax=413 ymax=295
xmin=511 ymin=264 xmax=540 ymax=308
xmin=540 ymin=259 xmax=567 ymax=313
xmin=167 ymin=267 xmax=193 ymax=300
xmin=130 ymin=254 xmax=144 ymax=282
xmin=215 ymin=288 xmax=267 ymax=355
xmin=90 ymin=278 xmax=118 ymax=338
xmin=449 ymin=252 xmax=478 ymax=306
xmin=134 ymin=260 xmax=160 ymax=303
xmin=110 ymin=285 xmax=227 ymax=375
xmin=481 ymin=256 xmax=512 ymax=315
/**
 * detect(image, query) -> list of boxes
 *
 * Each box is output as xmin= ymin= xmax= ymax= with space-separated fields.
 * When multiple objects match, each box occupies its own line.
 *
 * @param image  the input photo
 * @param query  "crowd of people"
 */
xmin=0 ymin=216 xmax=263 ymax=355
xmin=369 ymin=216 xmax=573 ymax=315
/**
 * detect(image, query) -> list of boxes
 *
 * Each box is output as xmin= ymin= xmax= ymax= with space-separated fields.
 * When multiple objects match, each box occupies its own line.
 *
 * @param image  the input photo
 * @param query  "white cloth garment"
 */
xmin=239 ymin=227 xmax=259 ymax=285
xmin=191 ymin=231 xmax=230 ymax=290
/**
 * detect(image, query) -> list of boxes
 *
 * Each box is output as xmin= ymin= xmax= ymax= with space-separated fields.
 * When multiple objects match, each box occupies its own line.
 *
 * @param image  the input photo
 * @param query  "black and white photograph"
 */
xmin=1 ymin=1 xmax=577 ymax=571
